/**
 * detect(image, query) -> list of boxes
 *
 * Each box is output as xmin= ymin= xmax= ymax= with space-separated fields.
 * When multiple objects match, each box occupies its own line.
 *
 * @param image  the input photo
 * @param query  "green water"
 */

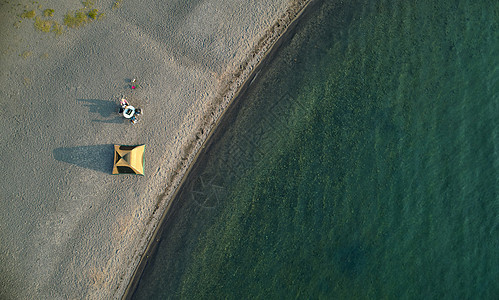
xmin=132 ymin=0 xmax=498 ymax=298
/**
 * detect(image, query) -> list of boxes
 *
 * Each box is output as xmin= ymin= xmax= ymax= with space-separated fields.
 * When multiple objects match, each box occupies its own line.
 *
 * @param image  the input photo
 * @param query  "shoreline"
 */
xmin=120 ymin=0 xmax=317 ymax=298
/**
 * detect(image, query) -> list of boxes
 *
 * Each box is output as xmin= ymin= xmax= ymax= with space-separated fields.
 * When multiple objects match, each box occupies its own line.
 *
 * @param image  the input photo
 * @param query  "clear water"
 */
xmin=132 ymin=0 xmax=498 ymax=298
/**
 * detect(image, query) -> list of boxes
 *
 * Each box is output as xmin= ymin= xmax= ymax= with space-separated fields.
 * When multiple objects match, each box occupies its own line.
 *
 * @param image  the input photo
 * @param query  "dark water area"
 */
xmin=132 ymin=0 xmax=498 ymax=298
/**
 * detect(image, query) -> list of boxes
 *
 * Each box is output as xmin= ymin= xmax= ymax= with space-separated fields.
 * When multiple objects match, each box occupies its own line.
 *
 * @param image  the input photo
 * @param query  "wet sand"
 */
xmin=0 ymin=0 xmax=310 ymax=299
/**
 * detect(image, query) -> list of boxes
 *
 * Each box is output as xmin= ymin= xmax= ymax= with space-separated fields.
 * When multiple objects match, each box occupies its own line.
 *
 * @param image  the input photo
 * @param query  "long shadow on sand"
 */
xmin=78 ymin=98 xmax=124 ymax=124
xmin=53 ymin=144 xmax=114 ymax=173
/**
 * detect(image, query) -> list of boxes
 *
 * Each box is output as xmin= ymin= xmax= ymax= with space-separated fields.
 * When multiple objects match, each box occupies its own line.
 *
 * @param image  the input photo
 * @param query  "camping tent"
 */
xmin=112 ymin=144 xmax=145 ymax=175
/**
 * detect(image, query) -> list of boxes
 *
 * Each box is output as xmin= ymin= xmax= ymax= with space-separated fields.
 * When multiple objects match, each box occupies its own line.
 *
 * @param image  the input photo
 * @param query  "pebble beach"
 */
xmin=0 ymin=0 xmax=311 ymax=298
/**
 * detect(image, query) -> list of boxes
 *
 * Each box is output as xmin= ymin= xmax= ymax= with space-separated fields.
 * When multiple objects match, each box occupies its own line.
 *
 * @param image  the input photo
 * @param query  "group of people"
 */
xmin=119 ymin=98 xmax=142 ymax=124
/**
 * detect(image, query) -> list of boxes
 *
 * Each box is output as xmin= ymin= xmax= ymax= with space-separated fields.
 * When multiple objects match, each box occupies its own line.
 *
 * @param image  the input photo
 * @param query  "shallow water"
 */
xmin=132 ymin=0 xmax=498 ymax=298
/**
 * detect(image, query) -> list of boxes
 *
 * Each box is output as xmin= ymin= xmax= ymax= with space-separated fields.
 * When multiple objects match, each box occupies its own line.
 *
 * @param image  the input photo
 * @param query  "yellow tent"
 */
xmin=112 ymin=145 xmax=145 ymax=175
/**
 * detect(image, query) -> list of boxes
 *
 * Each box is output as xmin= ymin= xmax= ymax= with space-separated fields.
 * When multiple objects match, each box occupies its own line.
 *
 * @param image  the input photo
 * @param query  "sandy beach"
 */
xmin=0 ymin=0 xmax=310 ymax=298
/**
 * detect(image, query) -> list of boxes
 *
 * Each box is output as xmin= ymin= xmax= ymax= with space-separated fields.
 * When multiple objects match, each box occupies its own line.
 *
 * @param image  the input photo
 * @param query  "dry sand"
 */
xmin=0 ymin=0 xmax=310 ymax=298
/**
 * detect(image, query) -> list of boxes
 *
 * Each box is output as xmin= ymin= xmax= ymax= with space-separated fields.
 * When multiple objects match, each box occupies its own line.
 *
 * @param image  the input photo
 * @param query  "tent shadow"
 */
xmin=53 ymin=144 xmax=114 ymax=173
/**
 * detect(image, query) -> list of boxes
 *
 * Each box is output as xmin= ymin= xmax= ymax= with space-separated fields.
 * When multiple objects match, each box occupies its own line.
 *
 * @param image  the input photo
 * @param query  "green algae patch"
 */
xmin=64 ymin=9 xmax=89 ymax=28
xmin=20 ymin=51 xmax=32 ymax=59
xmin=23 ymin=77 xmax=31 ymax=87
xmin=43 ymin=9 xmax=54 ymax=17
xmin=83 ymin=0 xmax=94 ymax=9
xmin=112 ymin=0 xmax=122 ymax=10
xmin=88 ymin=8 xmax=99 ymax=20
xmin=12 ymin=0 xmax=104 ymax=39
xmin=51 ymin=21 xmax=63 ymax=35
xmin=21 ymin=10 xmax=36 ymax=19
xmin=34 ymin=16 xmax=53 ymax=32
xmin=64 ymin=4 xmax=104 ymax=28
